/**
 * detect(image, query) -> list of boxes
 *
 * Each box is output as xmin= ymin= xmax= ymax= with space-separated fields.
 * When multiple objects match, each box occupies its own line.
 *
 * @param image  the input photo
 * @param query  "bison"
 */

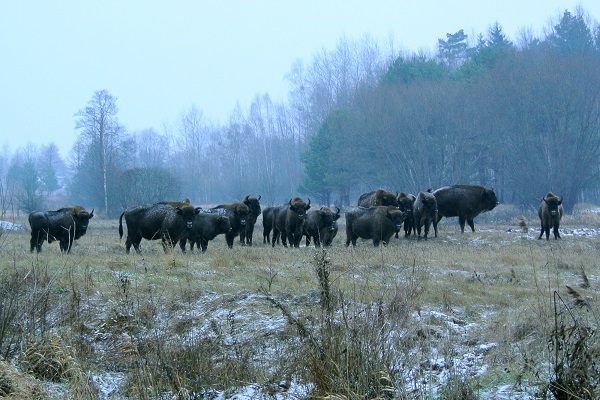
xmin=29 ymin=206 xmax=94 ymax=253
xmin=239 ymin=195 xmax=261 ymax=246
xmin=304 ymin=206 xmax=341 ymax=247
xmin=433 ymin=185 xmax=499 ymax=233
xmin=395 ymin=192 xmax=416 ymax=238
xmin=210 ymin=202 xmax=251 ymax=248
xmin=413 ymin=191 xmax=438 ymax=239
xmin=119 ymin=201 xmax=201 ymax=253
xmin=262 ymin=206 xmax=277 ymax=245
xmin=345 ymin=206 xmax=404 ymax=247
xmin=358 ymin=189 xmax=399 ymax=208
xmin=179 ymin=212 xmax=232 ymax=252
xmin=272 ymin=197 xmax=311 ymax=248
xmin=538 ymin=192 xmax=564 ymax=240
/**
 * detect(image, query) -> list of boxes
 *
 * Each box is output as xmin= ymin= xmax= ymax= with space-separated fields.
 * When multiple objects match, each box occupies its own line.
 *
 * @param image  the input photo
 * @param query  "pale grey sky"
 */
xmin=1 ymin=1 xmax=598 ymax=159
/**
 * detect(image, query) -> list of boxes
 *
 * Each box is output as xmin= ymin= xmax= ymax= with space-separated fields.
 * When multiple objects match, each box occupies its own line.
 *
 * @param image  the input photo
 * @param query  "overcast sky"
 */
xmin=1 ymin=1 xmax=598 ymax=159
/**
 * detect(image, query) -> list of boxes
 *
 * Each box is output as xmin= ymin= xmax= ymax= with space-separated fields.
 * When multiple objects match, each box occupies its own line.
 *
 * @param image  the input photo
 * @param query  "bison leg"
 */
xmin=553 ymin=224 xmax=561 ymax=240
xmin=458 ymin=216 xmax=467 ymax=233
xmin=225 ymin=232 xmax=235 ymax=249
xmin=467 ymin=218 xmax=476 ymax=232
xmin=30 ymin=232 xmax=43 ymax=252
xmin=200 ymin=239 xmax=209 ymax=252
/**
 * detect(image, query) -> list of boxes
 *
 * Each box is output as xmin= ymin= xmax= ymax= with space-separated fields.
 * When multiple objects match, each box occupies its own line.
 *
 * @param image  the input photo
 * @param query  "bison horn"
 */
xmin=288 ymin=198 xmax=293 ymax=206
xmin=558 ymin=196 xmax=563 ymax=204
xmin=257 ymin=195 xmax=261 ymax=201
xmin=244 ymin=195 xmax=250 ymax=201
xmin=307 ymin=198 xmax=311 ymax=207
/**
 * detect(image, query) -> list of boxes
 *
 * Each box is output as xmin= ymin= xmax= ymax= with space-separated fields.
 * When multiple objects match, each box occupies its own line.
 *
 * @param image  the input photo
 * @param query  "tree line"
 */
xmin=2 ymin=8 xmax=599 ymax=216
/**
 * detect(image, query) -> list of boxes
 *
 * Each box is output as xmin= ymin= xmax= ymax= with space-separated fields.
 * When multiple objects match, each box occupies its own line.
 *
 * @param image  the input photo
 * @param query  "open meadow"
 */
xmin=0 ymin=204 xmax=599 ymax=399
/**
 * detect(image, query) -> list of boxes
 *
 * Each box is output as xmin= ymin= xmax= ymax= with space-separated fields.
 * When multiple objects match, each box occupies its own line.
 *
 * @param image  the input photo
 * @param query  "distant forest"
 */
xmin=2 ymin=8 xmax=600 ymax=216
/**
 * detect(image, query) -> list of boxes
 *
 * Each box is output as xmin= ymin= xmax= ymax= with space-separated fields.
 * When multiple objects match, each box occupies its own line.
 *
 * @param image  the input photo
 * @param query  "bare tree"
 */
xmin=74 ymin=90 xmax=125 ymax=215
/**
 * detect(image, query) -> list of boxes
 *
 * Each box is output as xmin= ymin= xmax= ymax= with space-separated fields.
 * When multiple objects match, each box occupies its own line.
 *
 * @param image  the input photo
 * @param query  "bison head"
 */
xmin=243 ymin=195 xmax=262 ymax=217
xmin=374 ymin=190 xmax=399 ymax=207
xmin=386 ymin=208 xmax=405 ymax=231
xmin=543 ymin=194 xmax=563 ymax=217
xmin=289 ymin=197 xmax=311 ymax=220
xmin=177 ymin=205 xmax=202 ymax=229
xmin=234 ymin=203 xmax=251 ymax=226
xmin=483 ymin=188 xmax=499 ymax=212
xmin=73 ymin=208 xmax=94 ymax=239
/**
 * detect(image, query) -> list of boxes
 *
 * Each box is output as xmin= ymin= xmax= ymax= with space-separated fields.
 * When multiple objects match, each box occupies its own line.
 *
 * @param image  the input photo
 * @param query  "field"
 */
xmin=0 ymin=204 xmax=599 ymax=399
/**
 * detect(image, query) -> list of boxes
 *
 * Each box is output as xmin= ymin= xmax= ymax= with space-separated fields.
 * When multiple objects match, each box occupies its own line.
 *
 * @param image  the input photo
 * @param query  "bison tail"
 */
xmin=118 ymin=211 xmax=125 ymax=239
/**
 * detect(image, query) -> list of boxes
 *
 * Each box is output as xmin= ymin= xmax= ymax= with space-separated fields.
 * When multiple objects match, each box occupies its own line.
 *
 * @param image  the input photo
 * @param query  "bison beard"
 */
xmin=538 ymin=192 xmax=564 ymax=240
xmin=28 ymin=206 xmax=94 ymax=253
xmin=119 ymin=202 xmax=201 ymax=253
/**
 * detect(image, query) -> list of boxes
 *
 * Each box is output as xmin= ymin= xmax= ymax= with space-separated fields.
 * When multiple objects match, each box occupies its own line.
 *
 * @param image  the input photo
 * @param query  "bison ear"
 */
xmin=195 ymin=207 xmax=202 ymax=215
xmin=176 ymin=206 xmax=184 ymax=215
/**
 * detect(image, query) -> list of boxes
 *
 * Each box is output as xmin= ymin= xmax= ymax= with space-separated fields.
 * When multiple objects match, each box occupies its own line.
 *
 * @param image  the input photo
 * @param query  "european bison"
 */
xmin=262 ymin=206 xmax=277 ymax=245
xmin=239 ymin=195 xmax=261 ymax=246
xmin=210 ymin=203 xmax=251 ymax=248
xmin=413 ymin=191 xmax=438 ymax=239
xmin=538 ymin=192 xmax=564 ymax=240
xmin=433 ymin=185 xmax=499 ymax=233
xmin=304 ymin=206 xmax=341 ymax=247
xmin=29 ymin=206 xmax=94 ymax=253
xmin=179 ymin=212 xmax=232 ymax=252
xmin=345 ymin=206 xmax=405 ymax=247
xmin=396 ymin=192 xmax=416 ymax=238
xmin=119 ymin=201 xmax=201 ymax=253
xmin=358 ymin=190 xmax=399 ymax=207
xmin=273 ymin=197 xmax=311 ymax=248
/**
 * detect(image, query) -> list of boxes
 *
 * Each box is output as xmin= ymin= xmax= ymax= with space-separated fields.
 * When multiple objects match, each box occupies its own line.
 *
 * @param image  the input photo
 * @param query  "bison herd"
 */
xmin=27 ymin=185 xmax=567 ymax=253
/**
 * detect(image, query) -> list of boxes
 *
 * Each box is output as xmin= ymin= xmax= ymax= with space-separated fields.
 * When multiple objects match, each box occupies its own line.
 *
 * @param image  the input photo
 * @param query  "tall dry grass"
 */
xmin=0 ymin=205 xmax=597 ymax=398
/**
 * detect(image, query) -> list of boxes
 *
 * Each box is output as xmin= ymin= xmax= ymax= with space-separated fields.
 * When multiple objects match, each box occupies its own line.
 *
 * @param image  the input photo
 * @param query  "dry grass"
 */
xmin=0 ymin=208 xmax=598 ymax=398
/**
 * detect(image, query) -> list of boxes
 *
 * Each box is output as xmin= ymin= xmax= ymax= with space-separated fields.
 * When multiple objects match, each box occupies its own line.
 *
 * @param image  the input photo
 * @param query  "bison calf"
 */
xmin=345 ymin=206 xmax=404 ymax=247
xmin=180 ymin=212 xmax=231 ymax=252
xmin=538 ymin=192 xmax=563 ymax=240
xmin=413 ymin=191 xmax=438 ymax=239
xmin=396 ymin=192 xmax=416 ymax=238
xmin=29 ymin=206 xmax=94 ymax=253
xmin=304 ymin=206 xmax=340 ymax=247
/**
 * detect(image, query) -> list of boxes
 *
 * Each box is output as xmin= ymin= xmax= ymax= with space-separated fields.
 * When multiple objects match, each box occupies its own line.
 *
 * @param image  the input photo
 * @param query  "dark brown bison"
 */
xmin=210 ymin=203 xmax=251 ymax=248
xmin=395 ymin=192 xmax=416 ymax=238
xmin=538 ymin=192 xmax=564 ymax=240
xmin=262 ymin=206 xmax=277 ymax=245
xmin=303 ymin=206 xmax=341 ymax=247
xmin=239 ymin=195 xmax=261 ymax=246
xmin=29 ymin=206 xmax=94 ymax=253
xmin=357 ymin=190 xmax=399 ymax=207
xmin=433 ymin=185 xmax=499 ymax=233
xmin=179 ymin=212 xmax=232 ymax=252
xmin=345 ymin=206 xmax=405 ymax=247
xmin=119 ymin=201 xmax=201 ymax=253
xmin=273 ymin=197 xmax=311 ymax=248
xmin=413 ymin=191 xmax=438 ymax=239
